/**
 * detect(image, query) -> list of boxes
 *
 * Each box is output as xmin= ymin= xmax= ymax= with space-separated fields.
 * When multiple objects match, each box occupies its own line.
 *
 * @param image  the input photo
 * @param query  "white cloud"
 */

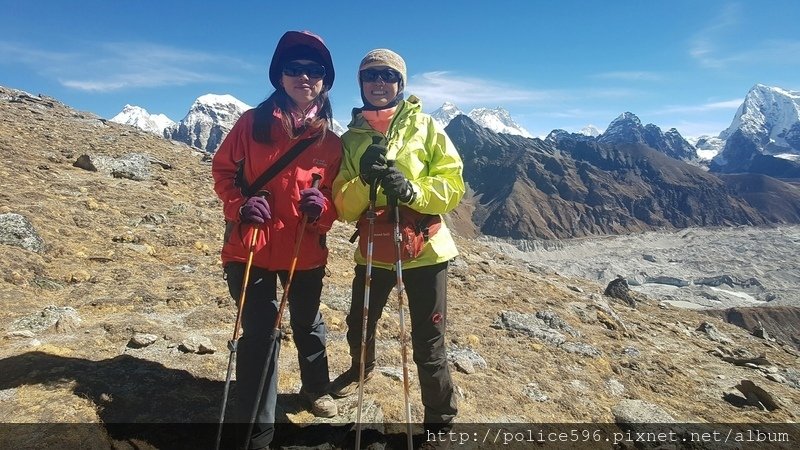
xmin=652 ymin=98 xmax=742 ymax=115
xmin=406 ymin=71 xmax=556 ymax=106
xmin=689 ymin=3 xmax=741 ymax=68
xmin=0 ymin=40 xmax=258 ymax=92
xmin=407 ymin=71 xmax=645 ymax=110
xmin=0 ymin=41 xmax=76 ymax=65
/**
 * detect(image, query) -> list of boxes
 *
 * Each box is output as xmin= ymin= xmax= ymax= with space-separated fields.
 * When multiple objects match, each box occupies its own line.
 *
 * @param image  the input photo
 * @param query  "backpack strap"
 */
xmin=236 ymin=136 xmax=317 ymax=197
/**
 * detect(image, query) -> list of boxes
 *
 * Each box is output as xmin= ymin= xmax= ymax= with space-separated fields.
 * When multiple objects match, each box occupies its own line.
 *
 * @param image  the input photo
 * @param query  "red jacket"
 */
xmin=212 ymin=108 xmax=342 ymax=271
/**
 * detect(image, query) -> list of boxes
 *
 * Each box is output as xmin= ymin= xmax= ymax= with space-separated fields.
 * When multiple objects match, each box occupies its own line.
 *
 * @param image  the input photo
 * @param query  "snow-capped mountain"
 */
xmin=578 ymin=124 xmax=602 ymax=137
xmin=544 ymin=129 xmax=595 ymax=145
xmin=110 ymin=105 xmax=175 ymax=135
xmin=719 ymin=84 xmax=800 ymax=157
xmin=165 ymin=94 xmax=251 ymax=153
xmin=598 ymin=112 xmax=697 ymax=161
xmin=711 ymin=84 xmax=800 ymax=176
xmin=430 ymin=102 xmax=464 ymax=129
xmin=467 ymin=107 xmax=533 ymax=138
xmin=690 ymin=135 xmax=726 ymax=161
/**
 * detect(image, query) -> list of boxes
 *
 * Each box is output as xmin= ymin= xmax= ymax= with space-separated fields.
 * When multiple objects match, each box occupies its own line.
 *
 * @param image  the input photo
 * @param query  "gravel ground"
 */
xmin=483 ymin=225 xmax=800 ymax=309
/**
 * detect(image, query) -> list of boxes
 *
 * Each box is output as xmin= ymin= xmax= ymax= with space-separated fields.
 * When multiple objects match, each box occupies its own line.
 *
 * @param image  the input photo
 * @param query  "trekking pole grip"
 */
xmin=369 ymin=178 xmax=379 ymax=204
xmin=386 ymin=160 xmax=399 ymax=211
xmin=311 ymin=172 xmax=322 ymax=189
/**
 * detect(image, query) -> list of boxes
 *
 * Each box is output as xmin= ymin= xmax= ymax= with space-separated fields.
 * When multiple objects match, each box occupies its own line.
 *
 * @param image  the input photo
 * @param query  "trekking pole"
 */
xmin=215 ymin=205 xmax=264 ymax=450
xmin=244 ymin=173 xmax=323 ymax=449
xmin=388 ymin=162 xmax=414 ymax=450
xmin=355 ymin=173 xmax=381 ymax=450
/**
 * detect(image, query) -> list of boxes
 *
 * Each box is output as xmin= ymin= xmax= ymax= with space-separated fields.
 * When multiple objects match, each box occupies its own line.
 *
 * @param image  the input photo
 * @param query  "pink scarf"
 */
xmin=362 ymin=106 xmax=397 ymax=135
xmin=281 ymin=104 xmax=319 ymax=129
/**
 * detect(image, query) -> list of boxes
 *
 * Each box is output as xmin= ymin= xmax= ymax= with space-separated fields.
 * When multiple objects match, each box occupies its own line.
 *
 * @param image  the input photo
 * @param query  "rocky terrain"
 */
xmin=483 ymin=225 xmax=800 ymax=351
xmin=1 ymin=86 xmax=799 ymax=449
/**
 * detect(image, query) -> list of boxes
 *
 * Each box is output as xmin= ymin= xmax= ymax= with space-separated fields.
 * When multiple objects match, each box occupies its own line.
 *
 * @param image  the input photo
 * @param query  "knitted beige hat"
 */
xmin=358 ymin=48 xmax=407 ymax=85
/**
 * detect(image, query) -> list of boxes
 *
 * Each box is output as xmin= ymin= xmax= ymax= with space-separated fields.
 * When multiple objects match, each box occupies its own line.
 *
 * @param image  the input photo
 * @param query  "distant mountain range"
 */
xmin=111 ymin=95 xmax=344 ymax=153
xmin=445 ymin=114 xmax=800 ymax=240
xmin=430 ymin=102 xmax=534 ymax=138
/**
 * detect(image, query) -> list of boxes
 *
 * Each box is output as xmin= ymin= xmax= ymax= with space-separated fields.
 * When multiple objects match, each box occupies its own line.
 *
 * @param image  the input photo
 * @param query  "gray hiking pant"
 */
xmin=225 ymin=263 xmax=329 ymax=449
xmin=345 ymin=261 xmax=458 ymax=428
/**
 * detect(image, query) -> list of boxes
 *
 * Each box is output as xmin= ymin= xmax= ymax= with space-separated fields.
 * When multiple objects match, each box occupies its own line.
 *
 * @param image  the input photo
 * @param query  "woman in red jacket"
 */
xmin=211 ymin=30 xmax=341 ymax=449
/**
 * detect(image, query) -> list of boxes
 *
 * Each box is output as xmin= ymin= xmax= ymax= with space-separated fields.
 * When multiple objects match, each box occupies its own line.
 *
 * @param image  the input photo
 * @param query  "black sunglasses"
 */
xmin=360 ymin=68 xmax=401 ymax=83
xmin=282 ymin=63 xmax=326 ymax=79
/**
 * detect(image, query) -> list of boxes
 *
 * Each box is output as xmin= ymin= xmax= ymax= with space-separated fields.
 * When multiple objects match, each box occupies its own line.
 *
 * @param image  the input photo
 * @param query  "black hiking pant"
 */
xmin=345 ymin=261 xmax=457 ymax=428
xmin=224 ymin=263 xmax=329 ymax=449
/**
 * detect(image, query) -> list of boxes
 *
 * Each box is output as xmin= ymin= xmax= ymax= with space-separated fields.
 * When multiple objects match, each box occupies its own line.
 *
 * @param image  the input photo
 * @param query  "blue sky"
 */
xmin=1 ymin=0 xmax=798 ymax=138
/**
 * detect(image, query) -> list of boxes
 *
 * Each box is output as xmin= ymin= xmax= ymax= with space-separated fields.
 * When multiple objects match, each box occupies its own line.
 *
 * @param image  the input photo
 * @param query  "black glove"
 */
xmin=380 ymin=166 xmax=416 ymax=203
xmin=359 ymin=144 xmax=388 ymax=185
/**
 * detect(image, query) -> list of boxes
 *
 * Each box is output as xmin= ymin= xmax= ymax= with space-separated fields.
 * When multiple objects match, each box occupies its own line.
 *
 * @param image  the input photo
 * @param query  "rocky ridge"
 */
xmin=1 ymin=86 xmax=799 ymax=449
xmin=597 ymin=112 xmax=697 ymax=163
xmin=445 ymin=115 xmax=791 ymax=241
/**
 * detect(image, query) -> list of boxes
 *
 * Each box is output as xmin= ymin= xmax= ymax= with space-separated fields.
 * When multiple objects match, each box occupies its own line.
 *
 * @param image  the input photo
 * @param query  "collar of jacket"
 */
xmin=270 ymin=106 xmax=322 ymax=139
xmin=347 ymin=96 xmax=421 ymax=133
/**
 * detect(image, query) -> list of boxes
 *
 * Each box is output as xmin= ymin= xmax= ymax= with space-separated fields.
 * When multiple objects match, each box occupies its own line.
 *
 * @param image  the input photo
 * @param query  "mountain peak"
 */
xmin=752 ymin=83 xmax=800 ymax=99
xmin=166 ymin=93 xmax=252 ymax=152
xmin=598 ymin=112 xmax=696 ymax=161
xmin=110 ymin=104 xmax=175 ymax=135
xmin=467 ymin=107 xmax=533 ymax=138
xmin=192 ymin=94 xmax=250 ymax=112
xmin=579 ymin=124 xmax=602 ymax=137
xmin=718 ymin=84 xmax=800 ymax=155
xmin=431 ymin=102 xmax=464 ymax=129
xmin=609 ymin=112 xmax=642 ymax=127
xmin=599 ymin=112 xmax=645 ymax=144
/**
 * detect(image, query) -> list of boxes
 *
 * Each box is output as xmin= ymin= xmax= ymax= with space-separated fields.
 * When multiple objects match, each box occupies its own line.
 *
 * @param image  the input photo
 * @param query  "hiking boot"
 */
xmin=330 ymin=366 xmax=374 ymax=398
xmin=301 ymin=389 xmax=338 ymax=418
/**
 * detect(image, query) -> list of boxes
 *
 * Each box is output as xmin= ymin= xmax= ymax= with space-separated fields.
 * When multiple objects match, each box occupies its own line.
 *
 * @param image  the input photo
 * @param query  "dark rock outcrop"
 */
xmin=604 ymin=277 xmax=638 ymax=308
xmin=703 ymin=306 xmax=800 ymax=350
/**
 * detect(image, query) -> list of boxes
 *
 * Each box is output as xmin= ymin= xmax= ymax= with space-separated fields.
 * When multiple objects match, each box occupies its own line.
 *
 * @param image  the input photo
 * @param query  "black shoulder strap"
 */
xmin=238 ymin=137 xmax=317 ymax=197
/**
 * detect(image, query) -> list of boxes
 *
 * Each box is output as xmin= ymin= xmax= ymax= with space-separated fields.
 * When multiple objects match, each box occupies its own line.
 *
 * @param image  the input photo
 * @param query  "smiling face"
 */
xmin=360 ymin=65 xmax=400 ymax=108
xmin=280 ymin=59 xmax=324 ymax=110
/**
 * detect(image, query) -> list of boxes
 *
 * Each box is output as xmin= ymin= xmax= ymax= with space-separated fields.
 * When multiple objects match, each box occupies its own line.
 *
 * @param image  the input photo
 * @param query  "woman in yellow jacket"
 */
xmin=331 ymin=48 xmax=464 ymax=438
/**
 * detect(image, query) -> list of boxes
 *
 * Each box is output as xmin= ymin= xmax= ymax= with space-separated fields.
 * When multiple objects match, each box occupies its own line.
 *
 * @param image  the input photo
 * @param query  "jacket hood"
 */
xmin=269 ymin=31 xmax=335 ymax=89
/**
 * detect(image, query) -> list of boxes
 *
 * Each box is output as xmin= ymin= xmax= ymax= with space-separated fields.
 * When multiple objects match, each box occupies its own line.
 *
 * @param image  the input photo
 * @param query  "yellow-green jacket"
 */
xmin=333 ymin=97 xmax=465 ymax=270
